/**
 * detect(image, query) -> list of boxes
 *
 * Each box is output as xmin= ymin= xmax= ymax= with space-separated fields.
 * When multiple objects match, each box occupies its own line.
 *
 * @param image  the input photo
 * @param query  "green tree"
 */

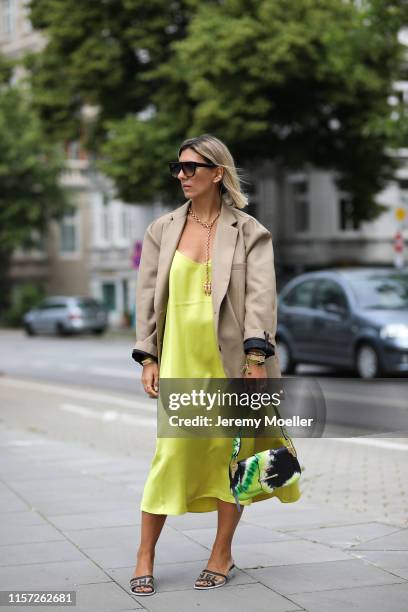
xmin=24 ymin=0 xmax=197 ymax=147
xmin=24 ymin=0 xmax=408 ymax=221
xmin=0 ymin=55 xmax=70 ymax=318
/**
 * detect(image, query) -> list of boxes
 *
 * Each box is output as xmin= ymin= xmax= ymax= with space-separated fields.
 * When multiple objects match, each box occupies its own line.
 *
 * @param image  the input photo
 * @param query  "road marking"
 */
xmin=11 ymin=360 xmax=138 ymax=379
xmin=0 ymin=377 xmax=153 ymax=412
xmin=333 ymin=438 xmax=408 ymax=452
xmin=60 ymin=403 xmax=155 ymax=427
xmin=88 ymin=366 xmax=136 ymax=379
xmin=1 ymin=439 xmax=48 ymax=447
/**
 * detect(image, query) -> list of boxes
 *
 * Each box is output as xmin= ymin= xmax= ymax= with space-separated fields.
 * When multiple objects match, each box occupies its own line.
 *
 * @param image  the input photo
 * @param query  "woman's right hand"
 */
xmin=142 ymin=361 xmax=159 ymax=398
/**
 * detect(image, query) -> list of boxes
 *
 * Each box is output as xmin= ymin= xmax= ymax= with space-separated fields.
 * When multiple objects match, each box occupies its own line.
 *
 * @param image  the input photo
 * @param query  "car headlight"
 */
xmin=380 ymin=324 xmax=408 ymax=340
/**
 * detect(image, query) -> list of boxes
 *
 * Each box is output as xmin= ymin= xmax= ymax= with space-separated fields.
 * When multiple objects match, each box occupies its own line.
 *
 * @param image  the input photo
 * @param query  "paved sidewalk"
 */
xmin=1 ymin=424 xmax=408 ymax=612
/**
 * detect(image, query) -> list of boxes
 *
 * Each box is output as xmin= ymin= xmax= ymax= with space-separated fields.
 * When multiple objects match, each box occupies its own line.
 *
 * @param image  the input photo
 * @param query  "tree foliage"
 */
xmin=0 ymin=54 xmax=70 ymax=314
xmin=24 ymin=0 xmax=408 ymax=221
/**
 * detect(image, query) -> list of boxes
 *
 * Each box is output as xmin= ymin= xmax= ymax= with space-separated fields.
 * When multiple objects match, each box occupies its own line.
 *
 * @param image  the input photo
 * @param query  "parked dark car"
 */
xmin=277 ymin=267 xmax=408 ymax=378
xmin=23 ymin=296 xmax=108 ymax=337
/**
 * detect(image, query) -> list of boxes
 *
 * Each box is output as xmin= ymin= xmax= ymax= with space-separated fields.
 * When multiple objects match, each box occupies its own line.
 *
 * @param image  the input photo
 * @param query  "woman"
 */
xmin=130 ymin=134 xmax=301 ymax=596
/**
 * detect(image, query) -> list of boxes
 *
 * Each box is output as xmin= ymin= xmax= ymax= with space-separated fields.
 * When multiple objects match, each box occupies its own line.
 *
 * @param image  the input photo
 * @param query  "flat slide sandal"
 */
xmin=194 ymin=563 xmax=236 ymax=590
xmin=129 ymin=574 xmax=156 ymax=596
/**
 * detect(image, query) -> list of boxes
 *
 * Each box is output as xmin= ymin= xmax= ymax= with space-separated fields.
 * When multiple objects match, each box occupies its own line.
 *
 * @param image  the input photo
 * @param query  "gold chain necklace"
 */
xmin=188 ymin=202 xmax=221 ymax=295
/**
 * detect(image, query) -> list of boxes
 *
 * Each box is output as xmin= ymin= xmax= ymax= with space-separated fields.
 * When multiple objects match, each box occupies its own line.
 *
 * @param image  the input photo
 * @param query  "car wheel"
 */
xmin=24 ymin=323 xmax=36 ymax=336
xmin=276 ymin=338 xmax=296 ymax=374
xmin=355 ymin=343 xmax=381 ymax=379
xmin=91 ymin=328 xmax=106 ymax=335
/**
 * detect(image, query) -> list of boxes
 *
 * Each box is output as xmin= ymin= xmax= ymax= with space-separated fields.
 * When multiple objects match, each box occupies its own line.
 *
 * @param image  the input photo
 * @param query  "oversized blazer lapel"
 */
xmin=211 ymin=199 xmax=239 ymax=334
xmin=154 ymin=198 xmax=239 ymax=338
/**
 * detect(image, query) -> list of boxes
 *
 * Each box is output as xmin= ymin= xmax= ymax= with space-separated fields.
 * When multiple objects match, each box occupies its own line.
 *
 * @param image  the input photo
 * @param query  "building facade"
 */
xmin=2 ymin=1 xmax=407 ymax=320
xmin=249 ymin=151 xmax=408 ymax=290
xmin=0 ymin=0 xmax=164 ymax=327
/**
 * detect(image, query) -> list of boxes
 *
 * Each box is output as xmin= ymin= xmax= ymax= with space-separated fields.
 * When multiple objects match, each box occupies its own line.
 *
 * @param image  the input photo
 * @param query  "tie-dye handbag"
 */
xmin=228 ymin=420 xmax=301 ymax=512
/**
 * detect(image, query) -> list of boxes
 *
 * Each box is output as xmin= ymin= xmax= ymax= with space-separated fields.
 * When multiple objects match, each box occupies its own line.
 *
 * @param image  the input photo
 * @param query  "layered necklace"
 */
xmin=188 ymin=201 xmax=221 ymax=296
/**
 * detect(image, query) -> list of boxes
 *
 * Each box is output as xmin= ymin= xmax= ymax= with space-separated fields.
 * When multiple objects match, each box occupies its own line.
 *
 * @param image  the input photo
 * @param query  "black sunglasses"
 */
xmin=169 ymin=161 xmax=217 ymax=178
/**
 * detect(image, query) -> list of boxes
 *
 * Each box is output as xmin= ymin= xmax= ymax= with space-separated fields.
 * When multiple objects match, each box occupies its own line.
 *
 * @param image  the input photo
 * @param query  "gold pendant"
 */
xmin=203 ymin=280 xmax=212 ymax=295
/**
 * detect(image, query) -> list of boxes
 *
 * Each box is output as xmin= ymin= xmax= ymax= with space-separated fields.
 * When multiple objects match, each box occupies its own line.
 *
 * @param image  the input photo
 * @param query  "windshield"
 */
xmin=348 ymin=274 xmax=408 ymax=309
xmin=75 ymin=298 xmax=100 ymax=308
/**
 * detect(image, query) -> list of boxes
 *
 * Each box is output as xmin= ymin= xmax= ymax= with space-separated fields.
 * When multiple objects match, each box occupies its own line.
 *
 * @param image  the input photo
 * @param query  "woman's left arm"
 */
xmin=242 ymin=219 xmax=277 ymax=378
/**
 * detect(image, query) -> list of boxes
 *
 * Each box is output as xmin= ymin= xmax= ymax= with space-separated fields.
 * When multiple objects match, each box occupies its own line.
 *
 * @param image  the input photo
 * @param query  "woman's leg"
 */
xmin=195 ymin=499 xmax=244 ymax=587
xmin=132 ymin=511 xmax=167 ymax=592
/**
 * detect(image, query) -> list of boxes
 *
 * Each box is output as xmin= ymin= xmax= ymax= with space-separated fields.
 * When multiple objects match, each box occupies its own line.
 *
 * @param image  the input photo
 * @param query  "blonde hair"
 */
xmin=178 ymin=134 xmax=249 ymax=209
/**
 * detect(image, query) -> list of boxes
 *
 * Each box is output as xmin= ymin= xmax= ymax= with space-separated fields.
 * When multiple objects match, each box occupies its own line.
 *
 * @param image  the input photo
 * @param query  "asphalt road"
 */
xmin=0 ymin=329 xmax=407 ymax=450
xmin=1 ymin=329 xmax=408 ymax=523
xmin=0 ymin=329 xmax=143 ymax=396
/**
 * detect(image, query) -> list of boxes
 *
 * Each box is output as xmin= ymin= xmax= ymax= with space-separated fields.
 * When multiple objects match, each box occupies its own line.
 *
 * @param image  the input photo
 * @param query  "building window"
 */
xmin=2 ymin=0 xmax=15 ymax=35
xmin=101 ymin=199 xmax=113 ymax=244
xmin=122 ymin=278 xmax=129 ymax=312
xmin=292 ymin=178 xmax=309 ymax=232
xmin=30 ymin=229 xmax=47 ymax=252
xmin=102 ymin=282 xmax=116 ymax=311
xmin=20 ymin=229 xmax=47 ymax=253
xmin=339 ymin=196 xmax=359 ymax=231
xmin=121 ymin=207 xmax=131 ymax=240
xmin=243 ymin=181 xmax=258 ymax=219
xmin=60 ymin=207 xmax=79 ymax=253
xmin=66 ymin=140 xmax=81 ymax=160
xmin=22 ymin=0 xmax=32 ymax=33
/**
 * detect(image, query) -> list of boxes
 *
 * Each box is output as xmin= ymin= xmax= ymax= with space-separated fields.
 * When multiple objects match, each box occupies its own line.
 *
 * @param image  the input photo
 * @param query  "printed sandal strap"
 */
xmin=198 ymin=569 xmax=227 ymax=581
xmin=202 ymin=563 xmax=234 ymax=578
xmin=130 ymin=575 xmax=154 ymax=586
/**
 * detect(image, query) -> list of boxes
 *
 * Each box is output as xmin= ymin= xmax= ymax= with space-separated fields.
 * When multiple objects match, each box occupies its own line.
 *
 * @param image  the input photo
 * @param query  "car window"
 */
xmin=315 ymin=280 xmax=348 ymax=311
xmin=348 ymin=274 xmax=408 ymax=309
xmin=46 ymin=301 xmax=67 ymax=309
xmin=75 ymin=298 xmax=99 ymax=308
xmin=38 ymin=300 xmax=67 ymax=310
xmin=282 ymin=280 xmax=316 ymax=308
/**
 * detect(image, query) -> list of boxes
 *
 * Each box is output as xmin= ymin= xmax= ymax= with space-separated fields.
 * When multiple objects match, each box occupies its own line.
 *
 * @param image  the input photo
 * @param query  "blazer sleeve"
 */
xmin=131 ymin=220 xmax=160 ymax=365
xmin=242 ymin=218 xmax=277 ymax=359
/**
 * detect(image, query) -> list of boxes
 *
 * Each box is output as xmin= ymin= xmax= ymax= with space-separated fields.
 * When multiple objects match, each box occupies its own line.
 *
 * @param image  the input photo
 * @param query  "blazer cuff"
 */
xmin=132 ymin=349 xmax=158 ymax=365
xmin=133 ymin=339 xmax=158 ymax=358
xmin=243 ymin=330 xmax=275 ymax=358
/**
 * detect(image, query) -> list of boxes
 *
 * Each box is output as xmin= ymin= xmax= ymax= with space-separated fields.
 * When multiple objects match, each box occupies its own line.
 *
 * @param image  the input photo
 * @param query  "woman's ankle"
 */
xmin=211 ymin=542 xmax=232 ymax=555
xmin=137 ymin=547 xmax=155 ymax=559
xmin=134 ymin=548 xmax=155 ymax=577
xmin=209 ymin=547 xmax=232 ymax=561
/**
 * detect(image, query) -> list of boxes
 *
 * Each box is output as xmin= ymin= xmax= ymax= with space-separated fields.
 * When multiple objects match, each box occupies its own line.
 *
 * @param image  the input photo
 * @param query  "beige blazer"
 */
xmin=133 ymin=198 xmax=281 ymax=379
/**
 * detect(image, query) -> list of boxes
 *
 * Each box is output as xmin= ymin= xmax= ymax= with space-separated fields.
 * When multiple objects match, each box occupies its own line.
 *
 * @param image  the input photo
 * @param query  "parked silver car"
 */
xmin=23 ymin=296 xmax=108 ymax=336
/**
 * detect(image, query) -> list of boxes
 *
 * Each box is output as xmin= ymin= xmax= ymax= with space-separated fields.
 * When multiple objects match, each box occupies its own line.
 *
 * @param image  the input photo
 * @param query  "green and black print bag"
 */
xmin=228 ymin=422 xmax=301 ymax=512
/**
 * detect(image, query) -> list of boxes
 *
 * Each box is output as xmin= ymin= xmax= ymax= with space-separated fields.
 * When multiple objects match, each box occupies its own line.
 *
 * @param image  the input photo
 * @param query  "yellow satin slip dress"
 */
xmin=140 ymin=249 xmax=301 ymax=514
